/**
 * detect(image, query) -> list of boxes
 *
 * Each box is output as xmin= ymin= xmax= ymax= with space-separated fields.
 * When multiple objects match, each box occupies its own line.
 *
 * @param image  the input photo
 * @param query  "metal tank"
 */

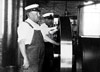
xmin=78 ymin=3 xmax=100 ymax=72
xmin=60 ymin=16 xmax=72 ymax=72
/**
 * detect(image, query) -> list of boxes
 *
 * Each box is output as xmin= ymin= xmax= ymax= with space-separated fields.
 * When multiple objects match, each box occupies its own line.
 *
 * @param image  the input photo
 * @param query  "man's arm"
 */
xmin=44 ymin=35 xmax=59 ymax=45
xmin=48 ymin=26 xmax=57 ymax=31
xmin=49 ymin=28 xmax=58 ymax=34
xmin=18 ymin=39 xmax=27 ymax=60
xmin=18 ymin=39 xmax=29 ymax=68
xmin=48 ymin=26 xmax=58 ymax=34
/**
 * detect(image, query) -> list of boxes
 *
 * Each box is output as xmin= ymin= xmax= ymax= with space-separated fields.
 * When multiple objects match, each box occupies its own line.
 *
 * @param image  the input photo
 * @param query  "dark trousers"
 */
xmin=42 ymin=42 xmax=54 ymax=72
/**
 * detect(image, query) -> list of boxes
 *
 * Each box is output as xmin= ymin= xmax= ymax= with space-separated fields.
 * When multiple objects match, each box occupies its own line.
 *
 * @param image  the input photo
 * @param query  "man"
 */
xmin=41 ymin=13 xmax=58 ymax=34
xmin=17 ymin=4 xmax=44 ymax=72
xmin=40 ymin=13 xmax=58 ymax=41
xmin=40 ymin=13 xmax=59 ymax=72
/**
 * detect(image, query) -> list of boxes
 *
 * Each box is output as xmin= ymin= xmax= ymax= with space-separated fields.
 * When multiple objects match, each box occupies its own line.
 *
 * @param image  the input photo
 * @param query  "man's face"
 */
xmin=29 ymin=11 xmax=40 ymax=22
xmin=35 ymin=12 xmax=40 ymax=22
xmin=46 ymin=19 xmax=53 ymax=27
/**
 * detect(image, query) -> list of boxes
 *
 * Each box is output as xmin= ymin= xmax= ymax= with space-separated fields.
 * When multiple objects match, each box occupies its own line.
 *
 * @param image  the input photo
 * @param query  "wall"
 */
xmin=0 ymin=0 xmax=3 ymax=38
xmin=39 ymin=1 xmax=83 ymax=16
xmin=40 ymin=1 xmax=66 ymax=16
xmin=67 ymin=1 xmax=83 ymax=16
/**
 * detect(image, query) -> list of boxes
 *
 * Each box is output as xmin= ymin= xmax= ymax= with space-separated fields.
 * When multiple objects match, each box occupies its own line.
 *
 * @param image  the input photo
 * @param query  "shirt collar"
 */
xmin=25 ymin=18 xmax=40 ymax=30
xmin=25 ymin=18 xmax=39 ymax=27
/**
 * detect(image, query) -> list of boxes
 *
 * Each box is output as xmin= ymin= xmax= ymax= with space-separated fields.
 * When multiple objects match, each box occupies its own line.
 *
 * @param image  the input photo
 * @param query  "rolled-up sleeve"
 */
xmin=40 ymin=24 xmax=49 ymax=35
xmin=17 ymin=22 xmax=28 ymax=42
xmin=17 ymin=22 xmax=34 ymax=44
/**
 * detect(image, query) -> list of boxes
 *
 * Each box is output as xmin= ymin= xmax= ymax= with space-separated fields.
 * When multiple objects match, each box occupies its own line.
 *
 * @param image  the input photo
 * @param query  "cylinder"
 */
xmin=2 ymin=0 xmax=20 ymax=71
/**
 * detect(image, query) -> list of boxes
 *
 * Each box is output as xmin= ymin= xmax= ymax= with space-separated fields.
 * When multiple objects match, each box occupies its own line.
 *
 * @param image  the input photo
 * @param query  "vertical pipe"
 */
xmin=2 ymin=0 xmax=8 ymax=67
xmin=2 ymin=0 xmax=22 ymax=72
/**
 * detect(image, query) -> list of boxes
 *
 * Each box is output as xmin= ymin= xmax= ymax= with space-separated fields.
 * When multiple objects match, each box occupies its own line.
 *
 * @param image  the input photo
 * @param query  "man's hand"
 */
xmin=23 ymin=58 xmax=29 ymax=69
xmin=49 ymin=26 xmax=57 ymax=31
xmin=49 ymin=28 xmax=58 ymax=34
xmin=55 ymin=42 xmax=60 ymax=46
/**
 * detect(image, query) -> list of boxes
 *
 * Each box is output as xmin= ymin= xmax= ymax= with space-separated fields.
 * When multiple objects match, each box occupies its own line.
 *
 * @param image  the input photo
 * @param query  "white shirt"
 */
xmin=40 ymin=23 xmax=50 ymax=37
xmin=17 ymin=18 xmax=40 ymax=44
xmin=40 ymin=23 xmax=57 ymax=36
xmin=40 ymin=23 xmax=51 ymax=42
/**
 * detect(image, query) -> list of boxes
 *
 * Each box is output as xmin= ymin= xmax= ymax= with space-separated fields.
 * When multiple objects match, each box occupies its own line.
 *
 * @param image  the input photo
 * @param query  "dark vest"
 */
xmin=25 ymin=21 xmax=44 ymax=64
xmin=24 ymin=21 xmax=45 ymax=72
